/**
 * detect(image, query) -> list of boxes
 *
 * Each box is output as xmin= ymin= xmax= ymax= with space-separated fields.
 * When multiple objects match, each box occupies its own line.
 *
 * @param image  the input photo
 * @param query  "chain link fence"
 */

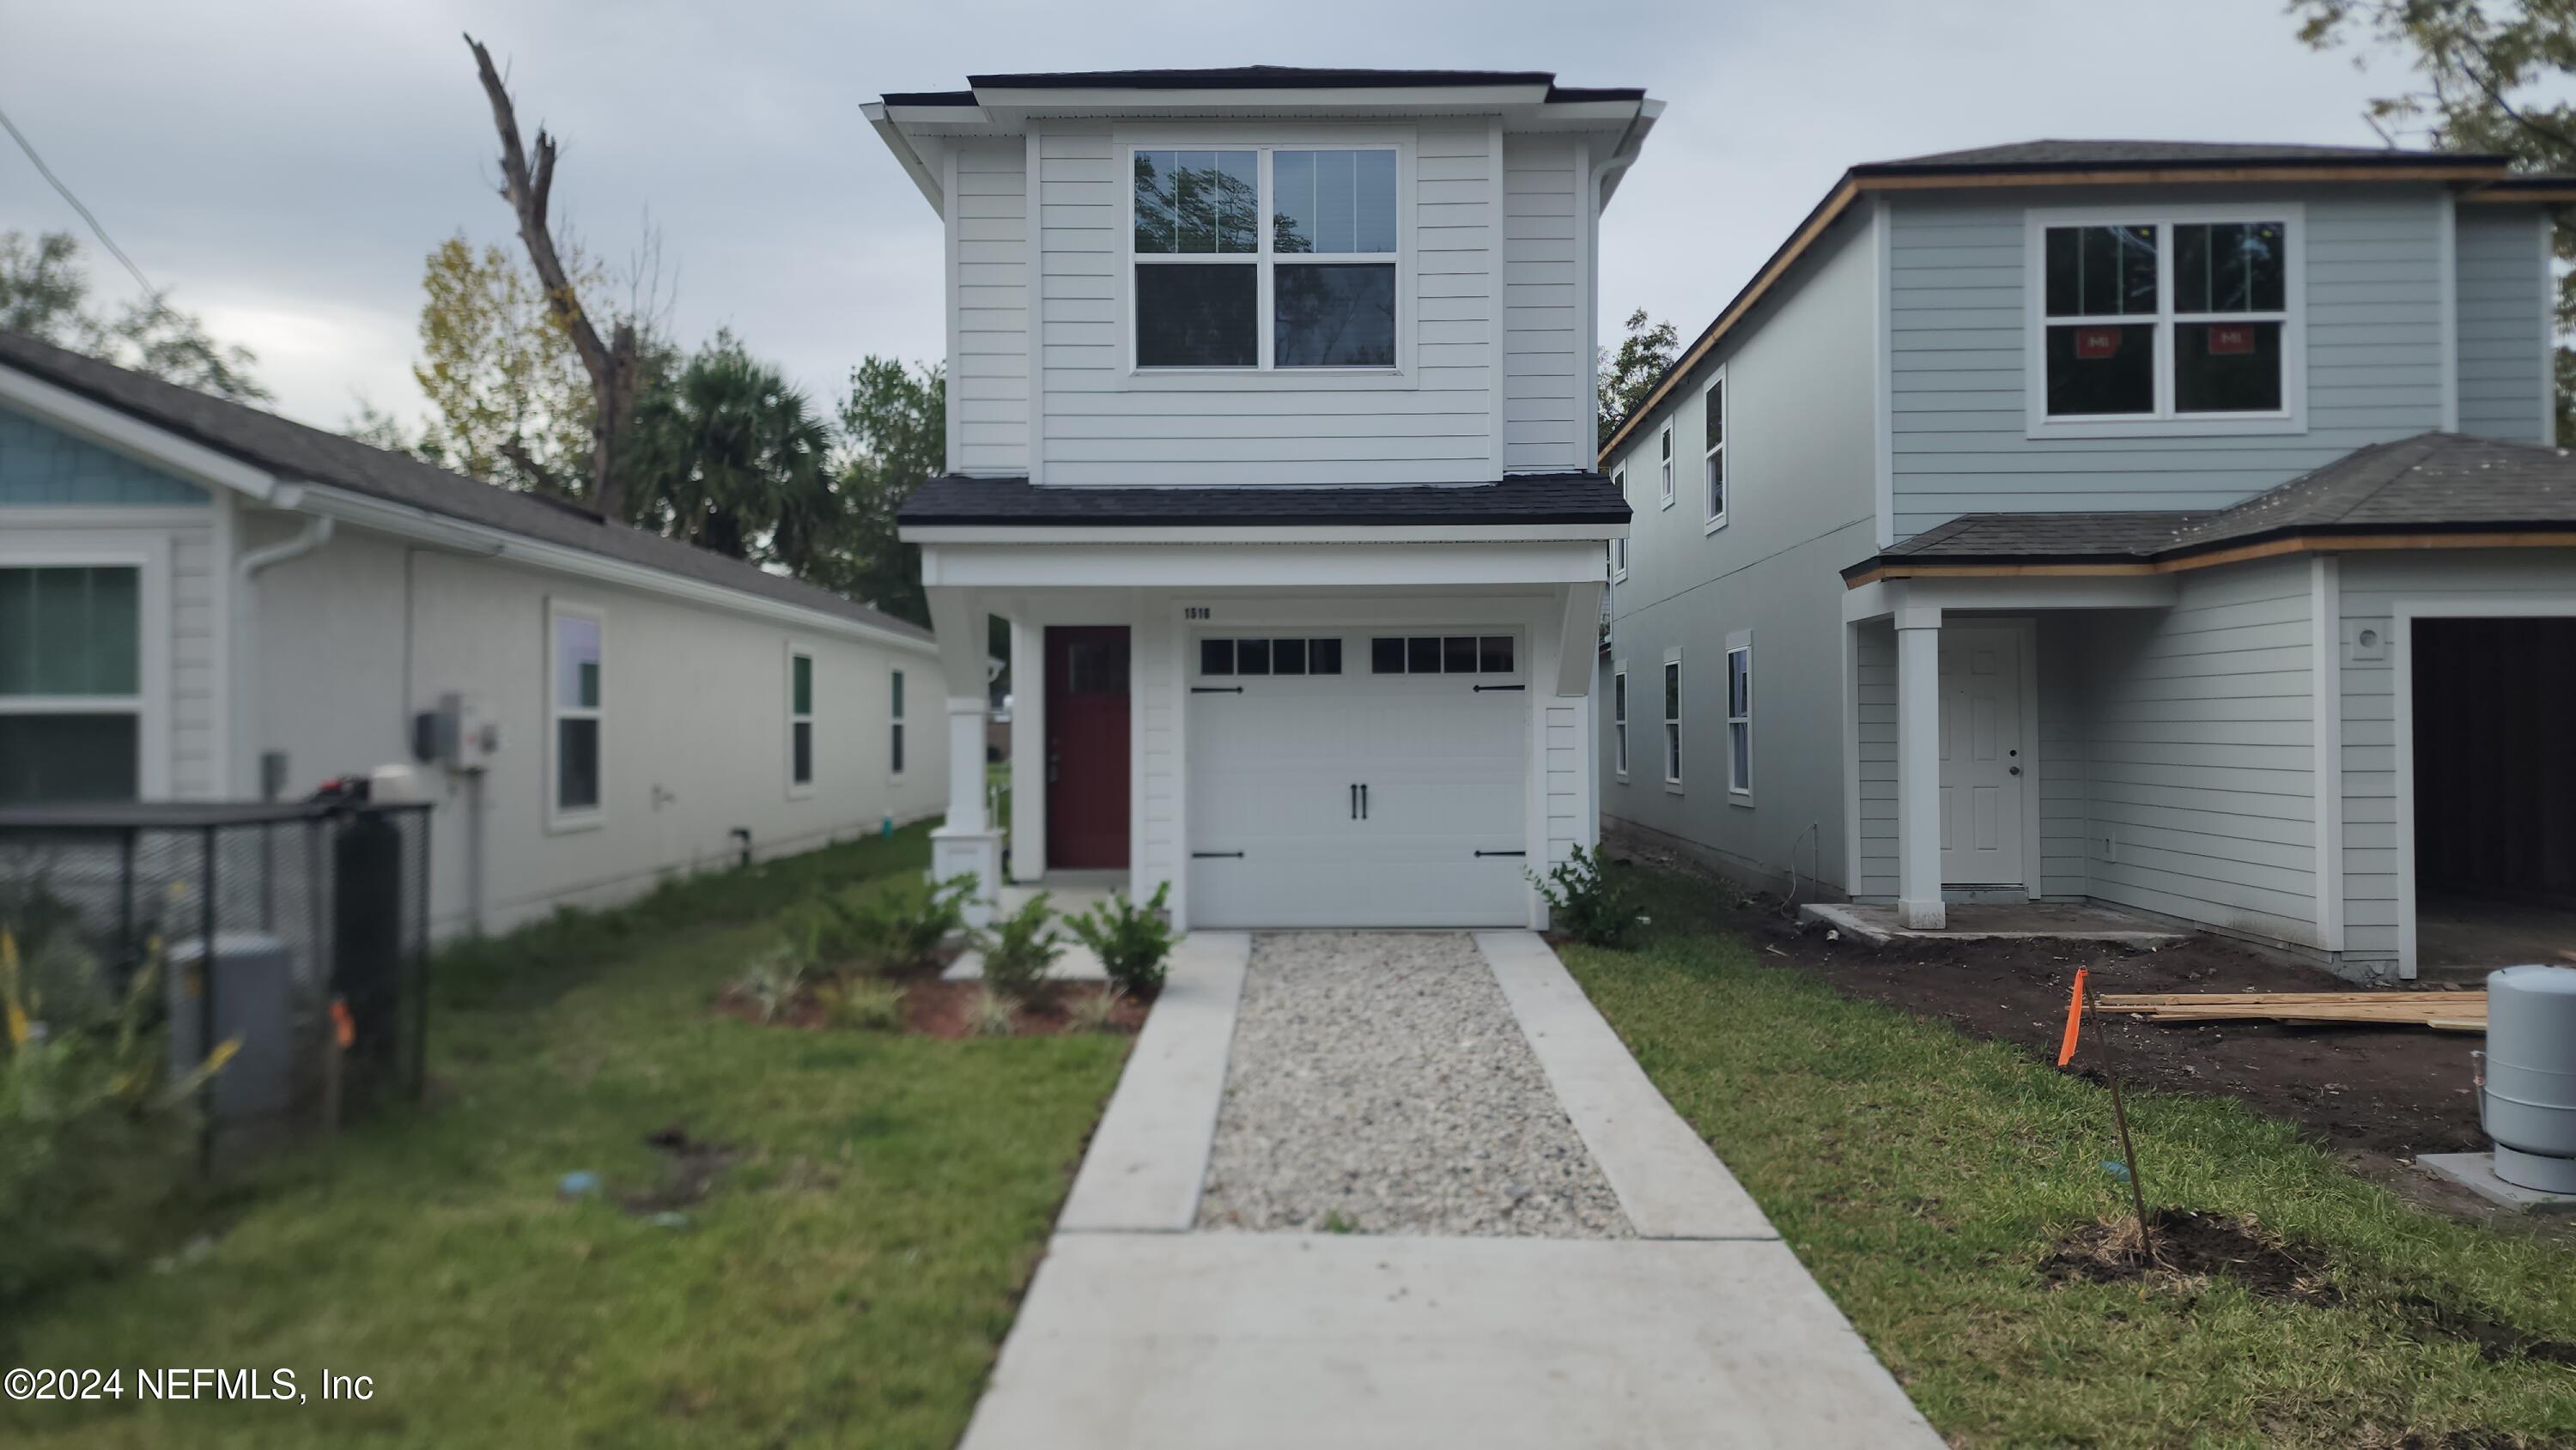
xmin=0 ymin=799 xmax=431 ymax=1169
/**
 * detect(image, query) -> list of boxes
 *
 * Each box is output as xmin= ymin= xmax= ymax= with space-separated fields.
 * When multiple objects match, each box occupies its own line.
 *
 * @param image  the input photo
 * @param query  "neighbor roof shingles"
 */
xmin=899 ymin=473 xmax=1629 ymax=528
xmin=1860 ymin=433 xmax=2576 ymax=573
xmin=0 ymin=330 xmax=929 ymax=641
xmin=1853 ymin=139 xmax=2509 ymax=173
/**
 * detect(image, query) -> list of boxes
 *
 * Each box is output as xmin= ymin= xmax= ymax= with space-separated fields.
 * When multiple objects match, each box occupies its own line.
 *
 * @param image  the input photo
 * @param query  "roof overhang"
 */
xmin=0 ymin=360 xmax=282 ymax=501
xmin=903 ymin=521 xmax=1625 ymax=546
xmin=1597 ymin=156 xmax=2571 ymax=464
xmin=867 ymin=72 xmax=1656 ymax=218
xmin=1842 ymin=525 xmax=2576 ymax=587
xmin=919 ymin=537 xmax=1608 ymax=589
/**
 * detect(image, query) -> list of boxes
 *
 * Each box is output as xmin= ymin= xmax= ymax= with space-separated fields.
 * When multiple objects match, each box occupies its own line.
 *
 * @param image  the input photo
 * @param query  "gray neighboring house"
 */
xmin=1598 ymin=139 xmax=2576 ymax=981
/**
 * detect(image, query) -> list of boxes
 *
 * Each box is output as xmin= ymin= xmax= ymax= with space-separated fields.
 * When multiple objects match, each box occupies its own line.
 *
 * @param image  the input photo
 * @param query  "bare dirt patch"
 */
xmin=2040 ymin=1209 xmax=2341 ymax=1307
xmin=622 ymin=1124 xmax=739 ymax=1214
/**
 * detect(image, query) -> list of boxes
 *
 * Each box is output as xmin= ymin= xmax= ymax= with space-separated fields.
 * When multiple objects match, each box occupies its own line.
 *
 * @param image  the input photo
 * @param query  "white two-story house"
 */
xmin=871 ymin=67 xmax=1656 ymax=930
xmin=1599 ymin=139 xmax=2576 ymax=981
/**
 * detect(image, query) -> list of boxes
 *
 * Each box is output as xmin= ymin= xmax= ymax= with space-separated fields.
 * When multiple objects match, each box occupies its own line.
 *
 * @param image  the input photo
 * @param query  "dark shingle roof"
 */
xmin=1854 ymin=138 xmax=2506 ymax=175
xmin=900 ymin=473 xmax=1628 ymax=528
xmin=0 ymin=331 xmax=929 ymax=642
xmin=1856 ymin=433 xmax=2576 ymax=574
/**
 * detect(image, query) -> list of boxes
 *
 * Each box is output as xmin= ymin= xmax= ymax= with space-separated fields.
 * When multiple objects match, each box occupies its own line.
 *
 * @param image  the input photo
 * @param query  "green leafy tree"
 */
xmin=2296 ymin=0 xmax=2576 ymax=435
xmin=626 ymin=332 xmax=839 ymax=568
xmin=820 ymin=357 xmax=946 ymax=626
xmin=1596 ymin=307 xmax=1677 ymax=451
xmin=409 ymin=234 xmax=600 ymax=494
xmin=0 ymin=229 xmax=270 ymax=403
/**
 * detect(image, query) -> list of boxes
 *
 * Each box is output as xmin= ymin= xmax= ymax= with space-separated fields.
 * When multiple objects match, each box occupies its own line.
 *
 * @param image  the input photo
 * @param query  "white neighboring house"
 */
xmin=0 ymin=332 xmax=945 ymax=938
xmin=867 ymin=66 xmax=1656 ymax=929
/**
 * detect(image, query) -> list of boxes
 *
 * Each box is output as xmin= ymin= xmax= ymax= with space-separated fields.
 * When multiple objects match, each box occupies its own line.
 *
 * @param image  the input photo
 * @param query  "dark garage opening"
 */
xmin=2411 ymin=616 xmax=2576 ymax=968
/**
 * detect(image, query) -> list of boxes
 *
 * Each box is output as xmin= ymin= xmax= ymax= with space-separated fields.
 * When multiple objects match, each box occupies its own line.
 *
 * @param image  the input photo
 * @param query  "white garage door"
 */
xmin=1188 ymin=630 xmax=1531 ymax=928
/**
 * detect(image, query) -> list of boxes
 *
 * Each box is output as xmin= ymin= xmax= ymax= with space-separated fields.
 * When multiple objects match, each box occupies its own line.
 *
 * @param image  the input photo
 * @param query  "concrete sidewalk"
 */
xmin=961 ymin=931 xmax=1940 ymax=1450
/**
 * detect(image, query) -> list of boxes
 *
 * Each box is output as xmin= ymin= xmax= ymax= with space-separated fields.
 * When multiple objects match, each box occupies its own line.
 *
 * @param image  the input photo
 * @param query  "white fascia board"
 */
xmin=865 ymin=104 xmax=945 ymax=212
xmin=0 ymin=363 xmax=281 ymax=501
xmin=971 ymin=83 xmax=1549 ymax=114
xmin=920 ymin=539 xmax=1606 ymax=590
xmin=289 ymin=481 xmax=940 ymax=657
xmin=901 ymin=522 xmax=1626 ymax=546
xmin=1843 ymin=573 xmax=2178 ymax=622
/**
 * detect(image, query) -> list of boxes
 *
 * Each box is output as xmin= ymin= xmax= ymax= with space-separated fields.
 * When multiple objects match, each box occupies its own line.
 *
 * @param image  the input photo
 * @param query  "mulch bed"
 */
xmin=1606 ymin=838 xmax=2494 ymax=1168
xmin=902 ymin=980 xmax=1151 ymax=1040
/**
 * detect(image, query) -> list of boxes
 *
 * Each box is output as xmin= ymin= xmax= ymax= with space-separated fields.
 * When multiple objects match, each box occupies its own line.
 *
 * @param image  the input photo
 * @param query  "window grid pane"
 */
xmin=792 ymin=654 xmax=812 ymax=716
xmin=0 ymin=566 xmax=142 ymax=697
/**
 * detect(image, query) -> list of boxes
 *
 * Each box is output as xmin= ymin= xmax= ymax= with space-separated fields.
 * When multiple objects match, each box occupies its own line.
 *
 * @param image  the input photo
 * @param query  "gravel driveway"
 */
xmin=1195 ymin=932 xmax=1631 ymax=1238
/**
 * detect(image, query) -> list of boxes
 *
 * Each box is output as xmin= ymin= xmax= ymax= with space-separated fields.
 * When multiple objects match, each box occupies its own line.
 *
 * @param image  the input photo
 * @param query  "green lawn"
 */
xmin=1 ymin=826 xmax=1128 ymax=1449
xmin=1565 ymin=869 xmax=2576 ymax=1449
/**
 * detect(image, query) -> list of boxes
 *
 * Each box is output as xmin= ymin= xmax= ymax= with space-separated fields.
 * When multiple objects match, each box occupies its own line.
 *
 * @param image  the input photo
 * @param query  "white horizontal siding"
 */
xmin=1886 ymin=186 xmax=2454 ymax=541
xmin=1035 ymin=118 xmax=1498 ymax=485
xmin=168 ymin=525 xmax=219 ymax=798
xmin=1503 ymin=136 xmax=1583 ymax=473
xmin=2453 ymin=207 xmax=2551 ymax=445
xmin=951 ymin=137 xmax=1029 ymax=475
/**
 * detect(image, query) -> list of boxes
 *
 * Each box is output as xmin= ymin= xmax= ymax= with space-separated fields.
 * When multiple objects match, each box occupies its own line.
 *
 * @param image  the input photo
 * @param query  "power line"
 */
xmin=0 ymin=100 xmax=157 ymax=297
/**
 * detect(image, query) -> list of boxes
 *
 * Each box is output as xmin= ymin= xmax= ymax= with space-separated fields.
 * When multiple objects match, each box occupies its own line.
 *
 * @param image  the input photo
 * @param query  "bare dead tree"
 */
xmin=465 ymin=33 xmax=640 ymax=521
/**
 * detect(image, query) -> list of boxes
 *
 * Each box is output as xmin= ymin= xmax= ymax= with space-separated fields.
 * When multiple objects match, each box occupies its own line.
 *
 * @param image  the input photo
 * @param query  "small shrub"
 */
xmin=1063 ymin=882 xmax=1176 ymax=997
xmin=815 ymin=978 xmax=906 ymax=1033
xmin=732 ymin=946 xmax=808 ymax=1023
xmin=966 ymin=987 xmax=1019 ymax=1037
xmin=975 ymin=894 xmax=1062 ymax=1001
xmin=793 ymin=873 xmax=975 ymax=977
xmin=1064 ymin=986 xmax=1121 ymax=1033
xmin=1530 ymin=845 xmax=1643 ymax=949
xmin=3 ymin=932 xmax=230 ymax=1300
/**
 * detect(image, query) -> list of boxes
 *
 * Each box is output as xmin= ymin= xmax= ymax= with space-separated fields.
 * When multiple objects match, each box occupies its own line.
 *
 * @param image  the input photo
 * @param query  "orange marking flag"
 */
xmin=331 ymin=998 xmax=355 ymax=1051
xmin=2057 ymin=968 xmax=2088 ymax=1066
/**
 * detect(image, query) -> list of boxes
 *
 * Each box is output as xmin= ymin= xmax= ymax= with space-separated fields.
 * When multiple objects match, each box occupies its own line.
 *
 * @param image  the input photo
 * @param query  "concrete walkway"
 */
xmin=962 ymin=931 xmax=1940 ymax=1450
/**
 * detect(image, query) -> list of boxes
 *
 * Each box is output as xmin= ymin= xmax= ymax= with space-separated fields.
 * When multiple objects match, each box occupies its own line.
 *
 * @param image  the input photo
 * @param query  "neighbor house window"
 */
xmin=1704 ymin=375 xmax=1727 ymax=530
xmin=2034 ymin=211 xmax=2296 ymax=428
xmin=890 ymin=669 xmax=906 ymax=775
xmin=1725 ymin=634 xmax=1752 ymax=796
xmin=1657 ymin=422 xmax=1675 ymax=507
xmin=788 ymin=648 xmax=815 ymax=794
xmin=1133 ymin=147 xmax=1398 ymax=369
xmin=1612 ymin=668 xmax=1629 ymax=779
xmin=0 ymin=565 xmax=142 ymax=804
xmin=1662 ymin=655 xmax=1683 ymax=786
xmin=548 ymin=602 xmax=603 ymax=823
xmin=1611 ymin=466 xmax=1629 ymax=579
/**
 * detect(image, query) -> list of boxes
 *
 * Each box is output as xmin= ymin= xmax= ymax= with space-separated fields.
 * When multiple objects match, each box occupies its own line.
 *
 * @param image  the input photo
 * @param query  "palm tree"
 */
xmin=626 ymin=333 xmax=840 ymax=572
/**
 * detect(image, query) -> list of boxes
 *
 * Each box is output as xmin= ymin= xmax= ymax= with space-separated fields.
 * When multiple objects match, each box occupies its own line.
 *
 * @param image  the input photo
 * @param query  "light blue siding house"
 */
xmin=1600 ymin=140 xmax=2576 ymax=981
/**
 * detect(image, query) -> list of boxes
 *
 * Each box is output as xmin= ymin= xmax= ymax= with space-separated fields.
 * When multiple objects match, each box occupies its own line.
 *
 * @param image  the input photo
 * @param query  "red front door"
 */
xmin=1045 ymin=626 xmax=1131 ymax=870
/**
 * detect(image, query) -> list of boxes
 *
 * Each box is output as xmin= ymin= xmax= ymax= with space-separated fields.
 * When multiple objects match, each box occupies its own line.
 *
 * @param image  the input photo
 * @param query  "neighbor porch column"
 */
xmin=925 ymin=584 xmax=1001 ymax=927
xmin=1894 ymin=604 xmax=1945 ymax=931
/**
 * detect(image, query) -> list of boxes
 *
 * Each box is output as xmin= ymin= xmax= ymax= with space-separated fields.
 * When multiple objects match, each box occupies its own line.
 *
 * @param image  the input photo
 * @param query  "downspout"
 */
xmin=231 ymin=488 xmax=332 ymax=798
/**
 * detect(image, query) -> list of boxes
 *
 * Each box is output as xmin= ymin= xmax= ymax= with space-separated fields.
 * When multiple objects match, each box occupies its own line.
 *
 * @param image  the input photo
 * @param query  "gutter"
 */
xmin=229 ymin=489 xmax=333 ymax=801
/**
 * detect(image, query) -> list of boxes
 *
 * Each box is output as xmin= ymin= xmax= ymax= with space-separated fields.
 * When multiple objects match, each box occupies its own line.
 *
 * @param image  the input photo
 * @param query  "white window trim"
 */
xmin=1611 ymin=663 xmax=1630 ymax=780
xmin=0 ymin=537 xmax=171 ymax=800
xmin=1114 ymin=127 xmax=1418 ymax=388
xmin=544 ymin=596 xmax=605 ymax=834
xmin=2022 ymin=203 xmax=2307 ymax=440
xmin=1661 ymin=647 xmax=1684 ymax=793
xmin=1725 ymin=629 xmax=1753 ymax=801
xmin=1703 ymin=372 xmax=1728 ymax=535
xmin=1609 ymin=465 xmax=1630 ymax=581
xmin=889 ymin=664 xmax=909 ymax=781
xmin=1656 ymin=422 xmax=1675 ymax=509
xmin=786 ymin=640 xmax=817 ymax=800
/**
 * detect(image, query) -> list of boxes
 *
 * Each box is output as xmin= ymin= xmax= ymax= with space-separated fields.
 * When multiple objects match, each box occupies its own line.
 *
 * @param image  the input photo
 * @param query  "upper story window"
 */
xmin=1703 ymin=375 xmax=1727 ymax=531
xmin=1132 ymin=147 xmax=1398 ymax=370
xmin=1656 ymin=422 xmax=1675 ymax=507
xmin=2027 ymin=207 xmax=2302 ymax=438
xmin=1610 ymin=465 xmax=1629 ymax=580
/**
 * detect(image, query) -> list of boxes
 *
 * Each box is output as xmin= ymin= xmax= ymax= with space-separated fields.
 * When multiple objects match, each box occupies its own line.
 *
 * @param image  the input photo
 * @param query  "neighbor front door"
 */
xmin=1938 ymin=624 xmax=2026 ymax=888
xmin=1044 ymin=626 xmax=1130 ymax=870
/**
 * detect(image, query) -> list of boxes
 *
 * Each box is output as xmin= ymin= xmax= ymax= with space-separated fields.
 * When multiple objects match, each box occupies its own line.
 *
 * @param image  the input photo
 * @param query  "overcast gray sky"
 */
xmin=3 ymin=0 xmax=2416 ymax=434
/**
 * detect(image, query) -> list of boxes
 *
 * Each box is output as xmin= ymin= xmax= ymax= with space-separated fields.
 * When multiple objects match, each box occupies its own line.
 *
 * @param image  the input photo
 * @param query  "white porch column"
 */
xmin=1894 ymin=605 xmax=1945 ymax=931
xmin=925 ymin=585 xmax=1001 ymax=926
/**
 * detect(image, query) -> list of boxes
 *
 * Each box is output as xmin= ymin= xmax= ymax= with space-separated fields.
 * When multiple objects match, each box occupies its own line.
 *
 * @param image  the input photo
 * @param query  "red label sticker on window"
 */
xmin=2074 ymin=327 xmax=2123 ymax=360
xmin=2206 ymin=325 xmax=2255 ymax=355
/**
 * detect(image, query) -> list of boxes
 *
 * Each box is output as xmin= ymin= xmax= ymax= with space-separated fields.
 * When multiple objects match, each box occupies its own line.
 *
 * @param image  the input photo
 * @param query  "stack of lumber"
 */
xmin=2094 ymin=990 xmax=2487 ymax=1034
